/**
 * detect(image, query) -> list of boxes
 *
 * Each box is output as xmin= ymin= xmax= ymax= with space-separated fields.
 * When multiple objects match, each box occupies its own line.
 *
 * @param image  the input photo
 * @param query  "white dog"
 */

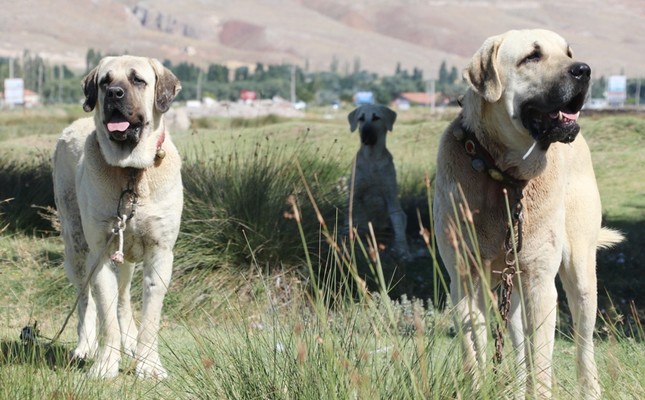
xmin=433 ymin=30 xmax=623 ymax=398
xmin=347 ymin=105 xmax=410 ymax=260
xmin=53 ymin=56 xmax=182 ymax=379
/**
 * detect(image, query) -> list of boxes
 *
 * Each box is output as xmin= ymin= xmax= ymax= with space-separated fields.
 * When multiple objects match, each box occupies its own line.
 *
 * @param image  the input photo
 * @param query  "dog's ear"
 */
xmin=81 ymin=65 xmax=99 ymax=112
xmin=348 ymin=108 xmax=361 ymax=132
xmin=149 ymin=58 xmax=182 ymax=113
xmin=383 ymin=107 xmax=397 ymax=131
xmin=464 ymin=34 xmax=504 ymax=103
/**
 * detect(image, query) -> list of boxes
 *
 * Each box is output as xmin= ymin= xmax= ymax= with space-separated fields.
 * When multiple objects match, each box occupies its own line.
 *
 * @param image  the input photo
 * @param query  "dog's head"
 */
xmin=348 ymin=105 xmax=397 ymax=147
xmin=82 ymin=56 xmax=181 ymax=168
xmin=464 ymin=29 xmax=590 ymax=149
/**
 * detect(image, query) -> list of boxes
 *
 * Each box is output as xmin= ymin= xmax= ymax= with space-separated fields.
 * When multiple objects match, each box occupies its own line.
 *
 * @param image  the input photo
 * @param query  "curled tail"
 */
xmin=597 ymin=228 xmax=625 ymax=249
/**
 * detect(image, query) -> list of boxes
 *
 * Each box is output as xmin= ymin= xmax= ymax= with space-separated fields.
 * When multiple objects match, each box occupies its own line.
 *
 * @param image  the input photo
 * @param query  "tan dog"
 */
xmin=347 ymin=105 xmax=410 ymax=260
xmin=53 ymin=56 xmax=182 ymax=378
xmin=433 ymin=30 xmax=623 ymax=398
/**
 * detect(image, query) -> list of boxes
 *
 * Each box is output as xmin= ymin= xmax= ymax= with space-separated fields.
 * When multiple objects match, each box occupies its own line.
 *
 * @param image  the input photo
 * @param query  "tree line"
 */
xmin=1 ymin=49 xmax=643 ymax=106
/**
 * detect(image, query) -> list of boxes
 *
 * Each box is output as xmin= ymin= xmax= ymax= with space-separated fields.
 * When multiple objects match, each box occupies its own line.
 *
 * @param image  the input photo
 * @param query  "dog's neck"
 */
xmin=359 ymin=140 xmax=390 ymax=159
xmin=456 ymin=120 xmax=527 ymax=192
xmin=460 ymin=91 xmax=549 ymax=180
xmin=155 ymin=120 xmax=167 ymax=160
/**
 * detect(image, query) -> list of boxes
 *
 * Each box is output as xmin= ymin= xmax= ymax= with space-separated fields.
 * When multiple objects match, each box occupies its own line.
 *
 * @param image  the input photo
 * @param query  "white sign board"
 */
xmin=606 ymin=75 xmax=627 ymax=104
xmin=4 ymin=78 xmax=25 ymax=105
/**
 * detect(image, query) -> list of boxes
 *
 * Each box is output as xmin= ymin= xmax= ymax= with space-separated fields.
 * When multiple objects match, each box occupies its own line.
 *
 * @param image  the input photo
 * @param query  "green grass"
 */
xmin=0 ymin=107 xmax=643 ymax=399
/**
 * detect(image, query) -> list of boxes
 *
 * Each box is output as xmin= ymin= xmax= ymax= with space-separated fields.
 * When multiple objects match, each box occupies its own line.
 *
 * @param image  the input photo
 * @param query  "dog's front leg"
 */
xmin=451 ymin=275 xmax=489 ymax=386
xmin=521 ymin=273 xmax=558 ymax=399
xmin=508 ymin=286 xmax=528 ymax=398
xmin=117 ymin=261 xmax=138 ymax=358
xmin=135 ymin=248 xmax=173 ymax=379
xmin=88 ymin=254 xmax=122 ymax=378
xmin=63 ymin=246 xmax=98 ymax=360
xmin=384 ymin=189 xmax=410 ymax=260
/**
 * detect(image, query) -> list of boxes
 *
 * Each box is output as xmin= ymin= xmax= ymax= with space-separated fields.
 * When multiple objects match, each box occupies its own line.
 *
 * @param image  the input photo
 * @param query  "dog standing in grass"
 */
xmin=53 ymin=56 xmax=182 ymax=379
xmin=347 ymin=105 xmax=410 ymax=260
xmin=433 ymin=29 xmax=624 ymax=398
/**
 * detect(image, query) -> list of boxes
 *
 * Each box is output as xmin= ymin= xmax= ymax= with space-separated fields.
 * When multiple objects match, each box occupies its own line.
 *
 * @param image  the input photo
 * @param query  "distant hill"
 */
xmin=1 ymin=0 xmax=643 ymax=77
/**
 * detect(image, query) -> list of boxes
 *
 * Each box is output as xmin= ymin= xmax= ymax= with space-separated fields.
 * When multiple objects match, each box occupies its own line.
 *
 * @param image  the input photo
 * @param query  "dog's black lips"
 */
xmin=104 ymin=109 xmax=143 ymax=144
xmin=520 ymin=89 xmax=586 ymax=148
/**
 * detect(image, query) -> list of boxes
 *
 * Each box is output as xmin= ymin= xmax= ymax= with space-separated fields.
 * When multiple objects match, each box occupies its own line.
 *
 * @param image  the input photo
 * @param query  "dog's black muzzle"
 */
xmin=103 ymin=85 xmax=144 ymax=145
xmin=360 ymin=122 xmax=380 ymax=146
xmin=520 ymin=62 xmax=591 ymax=149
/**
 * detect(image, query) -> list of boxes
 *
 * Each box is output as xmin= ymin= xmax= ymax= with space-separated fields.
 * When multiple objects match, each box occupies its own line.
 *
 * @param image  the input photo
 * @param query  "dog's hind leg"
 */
xmin=117 ymin=261 xmax=138 ymax=358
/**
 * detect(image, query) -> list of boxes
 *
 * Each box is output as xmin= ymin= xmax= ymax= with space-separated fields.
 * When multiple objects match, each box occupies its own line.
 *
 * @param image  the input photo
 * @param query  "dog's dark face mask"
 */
xmin=360 ymin=120 xmax=381 ymax=146
xmin=518 ymin=62 xmax=591 ymax=149
xmin=101 ymin=71 xmax=147 ymax=146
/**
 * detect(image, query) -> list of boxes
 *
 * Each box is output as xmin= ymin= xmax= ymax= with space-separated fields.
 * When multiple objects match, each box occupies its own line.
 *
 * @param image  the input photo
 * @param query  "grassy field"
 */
xmin=0 ymin=106 xmax=643 ymax=399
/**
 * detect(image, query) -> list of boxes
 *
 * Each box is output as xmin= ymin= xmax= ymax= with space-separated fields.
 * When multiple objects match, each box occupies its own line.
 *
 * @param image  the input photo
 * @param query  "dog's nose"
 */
xmin=569 ymin=62 xmax=591 ymax=82
xmin=107 ymin=86 xmax=125 ymax=99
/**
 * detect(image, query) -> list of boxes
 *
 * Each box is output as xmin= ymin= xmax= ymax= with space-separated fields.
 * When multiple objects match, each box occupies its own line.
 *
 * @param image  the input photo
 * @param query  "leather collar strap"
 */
xmin=456 ymin=122 xmax=527 ymax=193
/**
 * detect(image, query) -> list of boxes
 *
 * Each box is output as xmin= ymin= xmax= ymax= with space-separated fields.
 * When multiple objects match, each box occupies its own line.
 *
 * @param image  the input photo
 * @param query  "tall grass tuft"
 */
xmin=176 ymin=133 xmax=347 ymax=273
xmin=0 ymin=153 xmax=56 ymax=235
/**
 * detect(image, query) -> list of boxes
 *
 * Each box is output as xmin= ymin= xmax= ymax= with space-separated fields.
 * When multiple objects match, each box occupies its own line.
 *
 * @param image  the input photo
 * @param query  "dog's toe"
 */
xmin=136 ymin=361 xmax=168 ymax=380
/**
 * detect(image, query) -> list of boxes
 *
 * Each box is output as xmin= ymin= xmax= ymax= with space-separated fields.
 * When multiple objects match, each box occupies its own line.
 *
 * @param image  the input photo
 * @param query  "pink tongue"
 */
xmin=561 ymin=111 xmax=580 ymax=121
xmin=107 ymin=121 xmax=130 ymax=132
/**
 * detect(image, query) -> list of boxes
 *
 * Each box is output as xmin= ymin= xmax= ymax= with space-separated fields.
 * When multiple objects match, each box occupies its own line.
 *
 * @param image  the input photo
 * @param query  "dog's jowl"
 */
xmin=432 ymin=29 xmax=623 ymax=399
xmin=53 ymin=56 xmax=182 ymax=379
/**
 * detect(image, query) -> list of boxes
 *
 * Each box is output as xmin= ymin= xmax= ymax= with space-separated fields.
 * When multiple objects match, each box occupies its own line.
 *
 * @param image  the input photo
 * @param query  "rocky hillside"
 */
xmin=1 ymin=0 xmax=643 ymax=77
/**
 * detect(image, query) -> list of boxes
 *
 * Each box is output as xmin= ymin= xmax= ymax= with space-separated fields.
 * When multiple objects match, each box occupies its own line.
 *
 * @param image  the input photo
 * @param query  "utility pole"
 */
xmin=290 ymin=65 xmax=296 ymax=104
xmin=635 ymin=77 xmax=641 ymax=108
xmin=196 ymin=69 xmax=203 ymax=101
xmin=426 ymin=79 xmax=435 ymax=114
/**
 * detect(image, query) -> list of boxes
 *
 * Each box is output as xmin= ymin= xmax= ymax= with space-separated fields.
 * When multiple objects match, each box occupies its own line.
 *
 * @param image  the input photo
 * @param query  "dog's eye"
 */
xmin=372 ymin=114 xmax=381 ymax=122
xmin=132 ymin=76 xmax=147 ymax=86
xmin=522 ymin=50 xmax=542 ymax=64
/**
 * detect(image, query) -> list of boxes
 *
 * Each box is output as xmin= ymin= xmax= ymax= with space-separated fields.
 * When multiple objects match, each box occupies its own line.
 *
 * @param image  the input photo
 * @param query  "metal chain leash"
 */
xmin=493 ymin=187 xmax=524 ymax=369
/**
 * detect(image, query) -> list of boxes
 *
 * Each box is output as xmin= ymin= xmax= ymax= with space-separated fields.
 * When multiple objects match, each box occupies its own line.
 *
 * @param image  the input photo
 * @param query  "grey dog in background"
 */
xmin=346 ymin=104 xmax=410 ymax=260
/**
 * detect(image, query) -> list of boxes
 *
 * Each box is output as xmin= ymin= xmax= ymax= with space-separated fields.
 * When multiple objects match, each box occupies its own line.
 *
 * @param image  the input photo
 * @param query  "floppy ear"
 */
xmin=382 ymin=107 xmax=397 ymax=131
xmin=81 ymin=66 xmax=99 ymax=112
xmin=348 ymin=108 xmax=361 ymax=132
xmin=149 ymin=58 xmax=182 ymax=113
xmin=463 ymin=34 xmax=504 ymax=103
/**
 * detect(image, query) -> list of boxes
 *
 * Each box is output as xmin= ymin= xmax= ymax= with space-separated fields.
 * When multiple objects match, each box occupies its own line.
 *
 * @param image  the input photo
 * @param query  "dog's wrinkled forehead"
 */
xmin=97 ymin=56 xmax=156 ymax=87
xmin=500 ymin=29 xmax=573 ymax=66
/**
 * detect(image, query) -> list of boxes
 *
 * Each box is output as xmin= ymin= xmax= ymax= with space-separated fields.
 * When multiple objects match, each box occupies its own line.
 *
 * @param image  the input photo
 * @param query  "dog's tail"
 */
xmin=597 ymin=227 xmax=625 ymax=249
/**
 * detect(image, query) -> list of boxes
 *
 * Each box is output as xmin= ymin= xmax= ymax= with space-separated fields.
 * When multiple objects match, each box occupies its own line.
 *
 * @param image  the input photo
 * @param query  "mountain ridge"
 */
xmin=1 ymin=0 xmax=643 ymax=77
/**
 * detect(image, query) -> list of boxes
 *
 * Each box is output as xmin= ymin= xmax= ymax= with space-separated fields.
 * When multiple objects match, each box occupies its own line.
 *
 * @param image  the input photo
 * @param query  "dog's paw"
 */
xmin=88 ymin=351 xmax=121 ymax=378
xmin=122 ymin=336 xmax=138 ymax=359
xmin=70 ymin=343 xmax=97 ymax=361
xmin=136 ymin=359 xmax=168 ymax=380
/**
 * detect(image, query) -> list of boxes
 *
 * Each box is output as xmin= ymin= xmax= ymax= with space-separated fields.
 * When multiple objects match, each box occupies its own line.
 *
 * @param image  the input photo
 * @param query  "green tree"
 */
xmin=438 ymin=60 xmax=448 ymax=84
xmin=206 ymin=63 xmax=229 ymax=83
xmin=234 ymin=66 xmax=249 ymax=81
